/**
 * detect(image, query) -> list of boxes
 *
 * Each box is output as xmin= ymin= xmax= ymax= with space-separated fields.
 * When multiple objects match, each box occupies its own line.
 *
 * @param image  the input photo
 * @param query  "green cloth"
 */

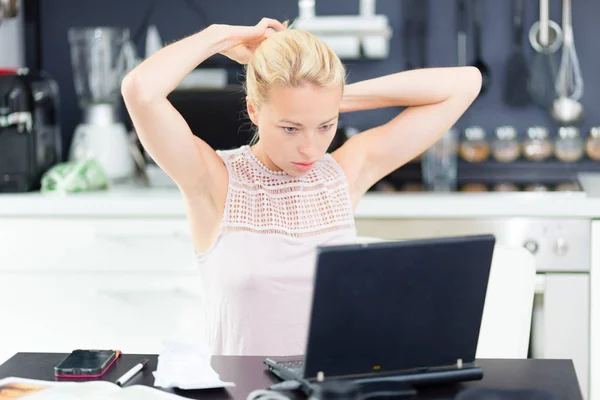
xmin=41 ymin=159 xmax=109 ymax=193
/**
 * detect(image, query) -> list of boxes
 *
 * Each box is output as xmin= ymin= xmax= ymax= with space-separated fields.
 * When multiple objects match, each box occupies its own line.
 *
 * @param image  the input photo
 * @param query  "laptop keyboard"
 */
xmin=280 ymin=359 xmax=304 ymax=375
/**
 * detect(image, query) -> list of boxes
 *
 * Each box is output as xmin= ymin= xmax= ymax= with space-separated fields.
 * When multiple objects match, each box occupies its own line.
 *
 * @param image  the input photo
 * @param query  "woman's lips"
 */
xmin=292 ymin=162 xmax=315 ymax=171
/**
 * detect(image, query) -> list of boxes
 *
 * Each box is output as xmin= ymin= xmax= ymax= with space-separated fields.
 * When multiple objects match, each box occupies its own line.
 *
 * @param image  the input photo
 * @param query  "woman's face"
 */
xmin=247 ymin=83 xmax=342 ymax=176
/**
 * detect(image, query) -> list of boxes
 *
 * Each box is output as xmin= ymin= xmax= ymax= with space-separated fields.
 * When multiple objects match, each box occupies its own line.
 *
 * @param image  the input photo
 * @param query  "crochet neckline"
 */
xmin=218 ymin=144 xmax=355 ymax=238
xmin=244 ymin=145 xmax=288 ymax=176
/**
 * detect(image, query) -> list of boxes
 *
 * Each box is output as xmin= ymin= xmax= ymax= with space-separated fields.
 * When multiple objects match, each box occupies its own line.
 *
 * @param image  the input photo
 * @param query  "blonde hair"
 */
xmin=244 ymin=27 xmax=346 ymax=143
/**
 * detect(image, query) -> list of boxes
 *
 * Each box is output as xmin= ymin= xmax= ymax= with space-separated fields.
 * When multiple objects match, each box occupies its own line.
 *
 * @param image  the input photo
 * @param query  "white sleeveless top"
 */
xmin=197 ymin=145 xmax=357 ymax=356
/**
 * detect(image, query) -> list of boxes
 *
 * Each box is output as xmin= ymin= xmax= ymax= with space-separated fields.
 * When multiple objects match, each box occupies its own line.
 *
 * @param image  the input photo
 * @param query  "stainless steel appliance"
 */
xmin=355 ymin=217 xmax=591 ymax=399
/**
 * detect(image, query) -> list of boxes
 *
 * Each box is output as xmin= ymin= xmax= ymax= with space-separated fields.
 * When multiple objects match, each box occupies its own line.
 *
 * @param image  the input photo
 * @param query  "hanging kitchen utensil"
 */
xmin=402 ymin=0 xmax=416 ymax=70
xmin=550 ymin=0 xmax=584 ymax=125
xmin=528 ymin=0 xmax=562 ymax=108
xmin=456 ymin=0 xmax=468 ymax=67
xmin=403 ymin=0 xmax=429 ymax=70
xmin=503 ymin=0 xmax=531 ymax=107
xmin=470 ymin=0 xmax=490 ymax=96
xmin=415 ymin=0 xmax=429 ymax=68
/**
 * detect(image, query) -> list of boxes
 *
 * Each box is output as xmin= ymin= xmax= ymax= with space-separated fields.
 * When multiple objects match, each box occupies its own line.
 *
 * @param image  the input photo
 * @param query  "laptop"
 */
xmin=265 ymin=234 xmax=496 ymax=387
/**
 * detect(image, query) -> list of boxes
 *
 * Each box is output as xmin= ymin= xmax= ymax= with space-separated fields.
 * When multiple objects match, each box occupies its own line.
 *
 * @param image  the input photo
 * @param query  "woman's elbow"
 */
xmin=121 ymin=71 xmax=154 ymax=105
xmin=458 ymin=66 xmax=482 ymax=100
xmin=121 ymin=72 xmax=139 ymax=102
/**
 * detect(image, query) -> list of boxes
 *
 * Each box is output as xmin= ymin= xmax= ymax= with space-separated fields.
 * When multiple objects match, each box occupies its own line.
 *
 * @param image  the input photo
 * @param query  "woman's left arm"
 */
xmin=333 ymin=66 xmax=481 ymax=205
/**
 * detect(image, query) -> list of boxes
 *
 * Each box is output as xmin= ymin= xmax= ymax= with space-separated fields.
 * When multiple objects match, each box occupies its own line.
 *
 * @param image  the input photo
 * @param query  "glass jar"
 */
xmin=524 ymin=183 xmax=549 ymax=192
xmin=400 ymin=182 xmax=425 ymax=192
xmin=374 ymin=181 xmax=396 ymax=192
xmin=491 ymin=126 xmax=521 ymax=162
xmin=555 ymin=182 xmax=581 ymax=192
xmin=459 ymin=126 xmax=490 ymax=163
xmin=555 ymin=126 xmax=584 ymax=162
xmin=493 ymin=182 xmax=519 ymax=192
xmin=523 ymin=126 xmax=553 ymax=161
xmin=422 ymin=129 xmax=458 ymax=192
xmin=461 ymin=183 xmax=488 ymax=192
xmin=585 ymin=127 xmax=600 ymax=161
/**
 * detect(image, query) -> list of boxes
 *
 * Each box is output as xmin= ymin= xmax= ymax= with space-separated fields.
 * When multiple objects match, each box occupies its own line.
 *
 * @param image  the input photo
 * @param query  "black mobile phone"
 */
xmin=54 ymin=349 xmax=120 ymax=378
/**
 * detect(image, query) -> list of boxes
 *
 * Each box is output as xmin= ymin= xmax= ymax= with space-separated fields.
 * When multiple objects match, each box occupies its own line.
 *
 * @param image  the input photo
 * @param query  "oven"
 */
xmin=355 ymin=217 xmax=591 ymax=399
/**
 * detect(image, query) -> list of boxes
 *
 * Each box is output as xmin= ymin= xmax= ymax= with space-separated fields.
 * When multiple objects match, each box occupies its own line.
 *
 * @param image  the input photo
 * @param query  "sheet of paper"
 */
xmin=0 ymin=377 xmax=74 ymax=399
xmin=152 ymin=341 xmax=235 ymax=390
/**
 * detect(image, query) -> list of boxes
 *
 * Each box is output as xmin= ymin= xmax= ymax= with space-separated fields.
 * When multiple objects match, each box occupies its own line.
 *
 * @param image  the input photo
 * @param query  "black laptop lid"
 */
xmin=303 ymin=234 xmax=496 ymax=380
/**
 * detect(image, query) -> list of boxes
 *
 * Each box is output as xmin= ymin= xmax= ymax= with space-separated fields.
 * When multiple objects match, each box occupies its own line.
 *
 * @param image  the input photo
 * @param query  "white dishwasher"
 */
xmin=355 ymin=217 xmax=591 ymax=400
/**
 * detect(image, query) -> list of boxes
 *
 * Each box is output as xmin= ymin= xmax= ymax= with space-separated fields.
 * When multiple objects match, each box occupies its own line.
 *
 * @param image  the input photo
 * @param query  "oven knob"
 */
xmin=553 ymin=238 xmax=569 ymax=256
xmin=523 ymin=239 xmax=539 ymax=254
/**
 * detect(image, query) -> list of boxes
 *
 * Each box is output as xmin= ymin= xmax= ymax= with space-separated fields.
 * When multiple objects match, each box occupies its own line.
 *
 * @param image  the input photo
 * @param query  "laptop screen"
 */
xmin=303 ymin=234 xmax=495 ymax=379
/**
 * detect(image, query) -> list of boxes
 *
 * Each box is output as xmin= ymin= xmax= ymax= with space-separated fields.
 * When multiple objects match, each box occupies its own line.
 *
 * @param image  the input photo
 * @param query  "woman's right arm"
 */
xmin=121 ymin=24 xmax=230 ymax=197
xmin=122 ymin=26 xmax=234 ymax=253
xmin=121 ymin=19 xmax=284 ymax=252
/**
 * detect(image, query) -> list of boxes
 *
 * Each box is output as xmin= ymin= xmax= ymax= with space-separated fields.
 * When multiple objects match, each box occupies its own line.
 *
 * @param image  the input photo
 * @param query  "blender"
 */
xmin=67 ymin=27 xmax=137 ymax=181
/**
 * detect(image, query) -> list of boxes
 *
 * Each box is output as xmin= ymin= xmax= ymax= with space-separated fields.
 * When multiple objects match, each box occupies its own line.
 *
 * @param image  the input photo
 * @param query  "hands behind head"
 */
xmin=219 ymin=18 xmax=287 ymax=65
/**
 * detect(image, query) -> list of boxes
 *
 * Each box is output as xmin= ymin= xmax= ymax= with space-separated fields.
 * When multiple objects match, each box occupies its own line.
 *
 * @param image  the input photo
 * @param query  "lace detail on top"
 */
xmin=217 ymin=145 xmax=355 ymax=238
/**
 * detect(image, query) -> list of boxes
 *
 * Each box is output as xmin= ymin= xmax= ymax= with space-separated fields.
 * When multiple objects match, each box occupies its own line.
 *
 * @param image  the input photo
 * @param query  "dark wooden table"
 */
xmin=0 ymin=353 xmax=583 ymax=399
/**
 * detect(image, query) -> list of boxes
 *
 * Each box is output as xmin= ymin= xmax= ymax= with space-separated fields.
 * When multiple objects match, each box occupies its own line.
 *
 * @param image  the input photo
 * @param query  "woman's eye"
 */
xmin=283 ymin=126 xmax=297 ymax=133
xmin=320 ymin=124 xmax=333 ymax=131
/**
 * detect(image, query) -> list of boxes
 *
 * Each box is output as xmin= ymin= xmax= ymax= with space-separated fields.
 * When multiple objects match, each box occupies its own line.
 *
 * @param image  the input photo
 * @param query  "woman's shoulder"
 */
xmin=216 ymin=145 xmax=263 ymax=184
xmin=215 ymin=145 xmax=247 ymax=161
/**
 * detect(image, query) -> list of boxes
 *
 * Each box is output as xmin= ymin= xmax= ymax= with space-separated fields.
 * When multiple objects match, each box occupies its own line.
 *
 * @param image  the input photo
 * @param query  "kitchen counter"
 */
xmin=1 ymin=180 xmax=599 ymax=400
xmin=1 ymin=182 xmax=599 ymax=219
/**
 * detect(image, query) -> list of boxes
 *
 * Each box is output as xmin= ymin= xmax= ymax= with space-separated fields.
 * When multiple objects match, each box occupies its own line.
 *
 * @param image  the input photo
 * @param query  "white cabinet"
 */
xmin=0 ymin=217 xmax=206 ymax=365
xmin=530 ymin=274 xmax=590 ymax=399
xmin=590 ymin=220 xmax=600 ymax=400
xmin=0 ymin=218 xmax=196 ymax=272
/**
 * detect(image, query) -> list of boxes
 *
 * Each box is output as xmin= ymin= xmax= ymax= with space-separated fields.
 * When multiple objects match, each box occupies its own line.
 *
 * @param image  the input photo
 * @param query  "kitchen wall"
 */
xmin=37 ymin=0 xmax=600 ymax=157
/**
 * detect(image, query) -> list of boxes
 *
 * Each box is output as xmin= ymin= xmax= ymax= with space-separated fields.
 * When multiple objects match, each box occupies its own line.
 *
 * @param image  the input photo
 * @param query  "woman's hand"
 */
xmin=216 ymin=18 xmax=286 ymax=64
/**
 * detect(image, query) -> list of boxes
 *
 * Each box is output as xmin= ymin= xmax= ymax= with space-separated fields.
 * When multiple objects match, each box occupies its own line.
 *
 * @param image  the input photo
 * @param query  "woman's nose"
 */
xmin=298 ymin=134 xmax=316 ymax=158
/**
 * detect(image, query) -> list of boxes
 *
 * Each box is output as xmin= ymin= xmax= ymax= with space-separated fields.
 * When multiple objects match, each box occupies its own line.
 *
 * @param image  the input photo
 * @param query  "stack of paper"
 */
xmin=152 ymin=341 xmax=235 ymax=390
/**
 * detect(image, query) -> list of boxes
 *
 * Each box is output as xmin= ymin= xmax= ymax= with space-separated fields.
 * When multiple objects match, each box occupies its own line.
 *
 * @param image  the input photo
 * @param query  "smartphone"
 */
xmin=54 ymin=349 xmax=121 ymax=378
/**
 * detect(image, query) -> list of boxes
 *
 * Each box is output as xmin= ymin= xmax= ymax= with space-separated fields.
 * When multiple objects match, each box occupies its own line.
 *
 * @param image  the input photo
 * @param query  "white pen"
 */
xmin=115 ymin=359 xmax=150 ymax=387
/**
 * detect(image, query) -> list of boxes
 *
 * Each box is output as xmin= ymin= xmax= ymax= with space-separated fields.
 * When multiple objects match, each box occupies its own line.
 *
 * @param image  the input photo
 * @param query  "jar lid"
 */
xmin=465 ymin=126 xmax=486 ymax=141
xmin=558 ymin=126 xmax=580 ymax=140
xmin=590 ymin=127 xmax=600 ymax=139
xmin=495 ymin=126 xmax=517 ymax=140
xmin=527 ymin=126 xmax=549 ymax=140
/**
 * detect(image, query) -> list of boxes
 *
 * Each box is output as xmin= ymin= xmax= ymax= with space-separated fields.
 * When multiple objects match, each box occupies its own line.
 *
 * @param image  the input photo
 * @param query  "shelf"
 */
xmin=458 ymin=159 xmax=600 ymax=184
xmin=385 ymin=159 xmax=600 ymax=186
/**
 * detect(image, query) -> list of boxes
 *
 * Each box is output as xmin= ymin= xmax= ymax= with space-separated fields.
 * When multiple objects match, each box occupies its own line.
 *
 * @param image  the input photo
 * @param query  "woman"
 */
xmin=121 ymin=18 xmax=482 ymax=356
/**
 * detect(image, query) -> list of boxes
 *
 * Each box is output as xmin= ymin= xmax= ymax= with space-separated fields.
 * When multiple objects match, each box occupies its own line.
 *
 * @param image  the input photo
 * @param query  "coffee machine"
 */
xmin=67 ymin=27 xmax=137 ymax=181
xmin=0 ymin=68 xmax=62 ymax=192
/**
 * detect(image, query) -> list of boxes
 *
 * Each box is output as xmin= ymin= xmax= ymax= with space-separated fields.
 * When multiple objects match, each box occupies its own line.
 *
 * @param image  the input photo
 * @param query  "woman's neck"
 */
xmin=250 ymin=142 xmax=283 ymax=172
